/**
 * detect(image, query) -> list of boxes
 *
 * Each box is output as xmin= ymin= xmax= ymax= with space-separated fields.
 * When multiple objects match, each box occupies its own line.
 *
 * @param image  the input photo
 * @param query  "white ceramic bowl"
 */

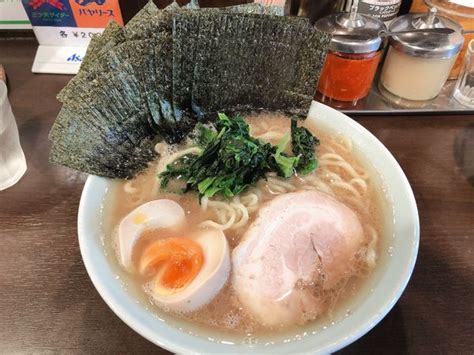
xmin=78 ymin=101 xmax=419 ymax=353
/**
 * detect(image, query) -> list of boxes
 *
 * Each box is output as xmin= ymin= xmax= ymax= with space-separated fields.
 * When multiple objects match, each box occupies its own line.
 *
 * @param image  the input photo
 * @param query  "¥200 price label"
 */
xmin=58 ymin=28 xmax=101 ymax=39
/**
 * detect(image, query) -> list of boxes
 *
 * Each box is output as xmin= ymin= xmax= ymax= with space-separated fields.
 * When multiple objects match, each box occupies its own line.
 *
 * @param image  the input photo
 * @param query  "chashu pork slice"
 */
xmin=232 ymin=190 xmax=365 ymax=327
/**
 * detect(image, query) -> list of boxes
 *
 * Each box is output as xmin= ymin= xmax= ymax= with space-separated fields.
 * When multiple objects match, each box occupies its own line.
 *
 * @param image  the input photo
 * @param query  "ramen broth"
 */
xmin=101 ymin=114 xmax=388 ymax=339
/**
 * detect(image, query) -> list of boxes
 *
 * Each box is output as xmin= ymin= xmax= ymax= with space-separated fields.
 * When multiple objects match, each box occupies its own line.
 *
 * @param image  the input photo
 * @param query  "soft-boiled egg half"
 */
xmin=118 ymin=199 xmax=230 ymax=313
xmin=118 ymin=199 xmax=185 ymax=271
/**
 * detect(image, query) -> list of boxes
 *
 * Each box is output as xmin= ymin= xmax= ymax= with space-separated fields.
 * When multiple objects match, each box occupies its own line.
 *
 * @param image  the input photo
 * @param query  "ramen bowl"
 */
xmin=78 ymin=101 xmax=419 ymax=353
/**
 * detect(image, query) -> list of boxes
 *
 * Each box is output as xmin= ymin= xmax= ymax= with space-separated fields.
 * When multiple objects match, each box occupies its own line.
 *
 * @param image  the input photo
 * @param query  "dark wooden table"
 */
xmin=1 ymin=38 xmax=473 ymax=354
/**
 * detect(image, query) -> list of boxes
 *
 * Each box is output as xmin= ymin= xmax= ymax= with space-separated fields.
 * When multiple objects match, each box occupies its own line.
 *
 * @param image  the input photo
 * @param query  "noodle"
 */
xmin=266 ymin=176 xmax=297 ymax=191
xmin=331 ymin=181 xmax=361 ymax=198
xmin=319 ymin=159 xmax=364 ymax=180
xmin=199 ymin=197 xmax=237 ymax=230
xmin=199 ymin=192 xmax=258 ymax=231
xmin=331 ymin=138 xmax=352 ymax=153
xmin=350 ymin=177 xmax=368 ymax=194
xmin=230 ymin=201 xmax=250 ymax=229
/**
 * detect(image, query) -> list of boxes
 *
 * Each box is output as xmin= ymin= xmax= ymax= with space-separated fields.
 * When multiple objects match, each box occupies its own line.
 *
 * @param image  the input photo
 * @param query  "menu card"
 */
xmin=21 ymin=0 xmax=123 ymax=74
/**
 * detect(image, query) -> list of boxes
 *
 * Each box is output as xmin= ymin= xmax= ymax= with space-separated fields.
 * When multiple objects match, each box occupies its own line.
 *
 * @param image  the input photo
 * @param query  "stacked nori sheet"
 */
xmin=49 ymin=1 xmax=330 ymax=179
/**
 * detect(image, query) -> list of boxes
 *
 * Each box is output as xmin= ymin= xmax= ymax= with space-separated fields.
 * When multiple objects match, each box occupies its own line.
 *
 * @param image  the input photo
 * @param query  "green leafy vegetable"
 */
xmin=159 ymin=113 xmax=319 ymax=198
xmin=196 ymin=123 xmax=217 ymax=148
xmin=158 ymin=153 xmax=197 ymax=189
xmin=291 ymin=120 xmax=320 ymax=175
xmin=273 ymin=134 xmax=299 ymax=178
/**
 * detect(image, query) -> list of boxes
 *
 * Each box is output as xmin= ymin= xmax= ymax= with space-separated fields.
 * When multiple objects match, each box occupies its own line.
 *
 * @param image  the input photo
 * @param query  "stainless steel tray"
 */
xmin=323 ymin=80 xmax=474 ymax=116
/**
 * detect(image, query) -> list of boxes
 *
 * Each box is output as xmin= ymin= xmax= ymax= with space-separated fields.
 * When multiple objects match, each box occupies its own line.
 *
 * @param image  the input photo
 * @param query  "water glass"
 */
xmin=0 ymin=80 xmax=27 ymax=190
xmin=454 ymin=39 xmax=474 ymax=108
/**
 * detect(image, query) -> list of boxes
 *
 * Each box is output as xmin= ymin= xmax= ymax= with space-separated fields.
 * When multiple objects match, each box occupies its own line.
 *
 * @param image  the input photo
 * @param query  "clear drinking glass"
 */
xmin=454 ymin=39 xmax=474 ymax=108
xmin=0 ymin=80 xmax=27 ymax=190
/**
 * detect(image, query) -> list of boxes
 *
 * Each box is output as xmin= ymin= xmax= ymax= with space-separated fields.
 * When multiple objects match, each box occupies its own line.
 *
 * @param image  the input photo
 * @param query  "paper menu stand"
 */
xmin=21 ymin=0 xmax=123 ymax=74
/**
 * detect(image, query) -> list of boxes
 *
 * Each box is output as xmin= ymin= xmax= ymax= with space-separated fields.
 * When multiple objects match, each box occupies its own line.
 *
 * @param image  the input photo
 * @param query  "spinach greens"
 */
xmin=291 ymin=120 xmax=320 ymax=175
xmin=272 ymin=133 xmax=299 ymax=178
xmin=159 ymin=113 xmax=319 ymax=198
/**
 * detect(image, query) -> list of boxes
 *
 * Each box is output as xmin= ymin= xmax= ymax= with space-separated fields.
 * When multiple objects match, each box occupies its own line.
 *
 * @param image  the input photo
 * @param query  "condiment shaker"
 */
xmin=410 ymin=0 xmax=474 ymax=79
xmin=378 ymin=7 xmax=464 ymax=107
xmin=314 ymin=5 xmax=386 ymax=106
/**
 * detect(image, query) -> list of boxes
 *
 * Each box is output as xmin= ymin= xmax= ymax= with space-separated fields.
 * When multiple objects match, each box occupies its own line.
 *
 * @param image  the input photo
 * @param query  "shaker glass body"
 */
xmin=454 ymin=40 xmax=474 ymax=108
xmin=379 ymin=46 xmax=457 ymax=106
xmin=317 ymin=50 xmax=382 ymax=106
xmin=0 ymin=81 xmax=27 ymax=190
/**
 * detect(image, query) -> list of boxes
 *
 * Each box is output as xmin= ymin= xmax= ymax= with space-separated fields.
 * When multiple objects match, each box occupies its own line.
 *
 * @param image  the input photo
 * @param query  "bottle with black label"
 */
xmin=341 ymin=0 xmax=402 ymax=24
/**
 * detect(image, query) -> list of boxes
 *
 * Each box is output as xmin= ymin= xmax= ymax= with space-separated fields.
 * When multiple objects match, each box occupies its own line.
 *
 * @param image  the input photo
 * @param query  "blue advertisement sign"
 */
xmin=22 ymin=0 xmax=76 ymax=27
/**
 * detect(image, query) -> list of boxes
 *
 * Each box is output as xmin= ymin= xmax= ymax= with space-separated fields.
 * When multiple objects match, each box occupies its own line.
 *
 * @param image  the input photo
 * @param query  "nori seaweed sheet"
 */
xmin=82 ymin=21 xmax=125 ymax=70
xmin=50 ymin=44 xmax=159 ymax=174
xmin=50 ymin=142 xmax=117 ymax=177
xmin=55 ymin=45 xmax=150 ymax=141
xmin=171 ymin=10 xmax=194 ymax=112
xmin=63 ymin=44 xmax=144 ymax=111
xmin=223 ymin=3 xmax=284 ymax=16
xmin=50 ymin=137 xmax=155 ymax=179
xmin=78 ymin=21 xmax=123 ymax=72
xmin=183 ymin=0 xmax=199 ymax=9
xmin=124 ymin=0 xmax=160 ymax=41
xmin=190 ymin=12 xmax=330 ymax=118
xmin=120 ymin=38 xmax=177 ymax=142
xmin=50 ymin=108 xmax=136 ymax=178
xmin=172 ymin=9 xmax=209 ymax=122
xmin=124 ymin=1 xmax=179 ymax=41
xmin=79 ymin=33 xmax=101 ymax=70
xmin=57 ymin=21 xmax=125 ymax=102
xmin=51 ymin=3 xmax=184 ymax=179
xmin=153 ymin=32 xmax=181 ymax=140
xmin=122 ymin=3 xmax=161 ymax=132
xmin=124 ymin=3 xmax=185 ymax=142
xmin=50 ymin=4 xmax=330 ymax=179
xmin=169 ymin=4 xmax=274 ymax=120
xmin=49 ymin=105 xmax=136 ymax=158
xmin=50 ymin=104 xmax=157 ymax=179
xmin=292 ymin=29 xmax=331 ymax=105
xmin=171 ymin=8 xmax=251 ymax=121
xmin=122 ymin=39 xmax=162 ymax=133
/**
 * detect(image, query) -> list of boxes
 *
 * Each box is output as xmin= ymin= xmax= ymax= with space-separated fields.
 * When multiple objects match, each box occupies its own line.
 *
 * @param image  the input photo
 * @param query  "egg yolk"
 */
xmin=140 ymin=237 xmax=204 ymax=290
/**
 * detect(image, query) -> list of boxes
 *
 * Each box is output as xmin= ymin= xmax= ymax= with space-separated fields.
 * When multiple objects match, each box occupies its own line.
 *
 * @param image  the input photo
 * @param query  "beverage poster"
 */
xmin=21 ymin=0 xmax=123 ymax=74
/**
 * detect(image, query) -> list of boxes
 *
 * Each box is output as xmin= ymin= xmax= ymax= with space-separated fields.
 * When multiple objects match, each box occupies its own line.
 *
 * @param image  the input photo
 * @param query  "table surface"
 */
xmin=1 ymin=38 xmax=473 ymax=354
